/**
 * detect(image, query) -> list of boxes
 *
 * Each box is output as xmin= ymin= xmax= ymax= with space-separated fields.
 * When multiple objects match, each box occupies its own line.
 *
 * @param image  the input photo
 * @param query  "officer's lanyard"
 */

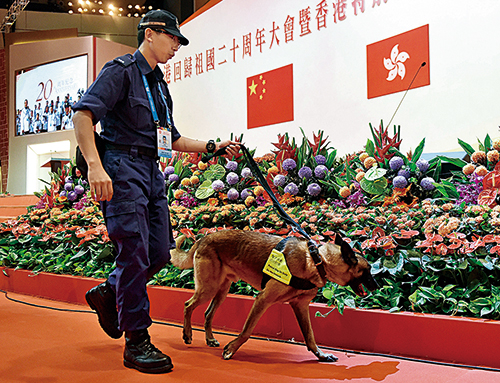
xmin=140 ymin=73 xmax=173 ymax=158
xmin=140 ymin=73 xmax=172 ymax=129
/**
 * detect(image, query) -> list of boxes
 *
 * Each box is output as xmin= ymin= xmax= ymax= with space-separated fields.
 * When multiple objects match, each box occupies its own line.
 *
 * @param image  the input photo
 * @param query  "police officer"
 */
xmin=72 ymin=10 xmax=239 ymax=374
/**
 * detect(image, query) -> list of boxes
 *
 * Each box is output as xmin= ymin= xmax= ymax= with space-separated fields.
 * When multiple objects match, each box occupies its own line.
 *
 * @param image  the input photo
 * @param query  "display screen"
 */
xmin=15 ymin=54 xmax=88 ymax=136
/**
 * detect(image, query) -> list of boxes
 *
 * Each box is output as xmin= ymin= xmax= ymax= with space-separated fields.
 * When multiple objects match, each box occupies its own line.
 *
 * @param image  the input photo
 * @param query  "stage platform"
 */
xmin=1 ymin=291 xmax=498 ymax=383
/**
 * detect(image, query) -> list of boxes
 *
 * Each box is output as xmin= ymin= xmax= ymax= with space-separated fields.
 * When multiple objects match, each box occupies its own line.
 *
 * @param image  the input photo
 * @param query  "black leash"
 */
xmin=203 ymin=145 xmax=326 ymax=279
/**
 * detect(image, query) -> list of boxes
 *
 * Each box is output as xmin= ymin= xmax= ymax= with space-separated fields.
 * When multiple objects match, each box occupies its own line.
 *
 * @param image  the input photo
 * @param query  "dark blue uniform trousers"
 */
xmin=100 ymin=148 xmax=173 ymax=332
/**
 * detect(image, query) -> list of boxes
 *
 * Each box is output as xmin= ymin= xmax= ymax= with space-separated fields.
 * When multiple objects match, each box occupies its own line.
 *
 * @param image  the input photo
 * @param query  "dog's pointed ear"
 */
xmin=335 ymin=234 xmax=358 ymax=267
xmin=334 ymin=233 xmax=343 ymax=246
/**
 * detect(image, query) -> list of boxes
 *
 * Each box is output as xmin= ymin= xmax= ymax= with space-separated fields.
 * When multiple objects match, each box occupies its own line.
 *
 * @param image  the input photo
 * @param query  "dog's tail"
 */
xmin=170 ymin=235 xmax=196 ymax=269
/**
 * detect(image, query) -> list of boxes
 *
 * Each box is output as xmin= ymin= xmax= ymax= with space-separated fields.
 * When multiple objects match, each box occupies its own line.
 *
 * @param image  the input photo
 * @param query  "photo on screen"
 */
xmin=15 ymin=54 xmax=88 ymax=136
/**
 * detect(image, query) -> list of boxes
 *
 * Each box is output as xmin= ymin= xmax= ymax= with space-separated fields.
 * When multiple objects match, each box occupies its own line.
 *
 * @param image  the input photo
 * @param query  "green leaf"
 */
xmin=360 ymin=176 xmax=388 ymax=195
xmin=204 ymin=164 xmax=226 ymax=181
xmin=96 ymin=245 xmax=113 ymax=261
xmin=365 ymin=139 xmax=375 ymax=157
xmin=325 ymin=150 xmax=337 ymax=169
xmin=364 ymin=166 xmax=387 ymax=181
xmin=195 ymin=180 xmax=215 ymax=199
xmin=481 ymin=306 xmax=494 ymax=317
xmin=485 ymin=134 xmax=492 ymax=151
xmin=411 ymin=138 xmax=426 ymax=163
xmin=437 ymin=155 xmax=467 ymax=168
xmin=322 ymin=288 xmax=333 ymax=300
xmin=457 ymin=138 xmax=475 ymax=156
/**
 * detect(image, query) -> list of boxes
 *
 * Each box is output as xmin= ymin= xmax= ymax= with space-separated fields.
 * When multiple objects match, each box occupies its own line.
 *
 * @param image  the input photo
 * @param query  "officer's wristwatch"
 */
xmin=206 ymin=140 xmax=216 ymax=153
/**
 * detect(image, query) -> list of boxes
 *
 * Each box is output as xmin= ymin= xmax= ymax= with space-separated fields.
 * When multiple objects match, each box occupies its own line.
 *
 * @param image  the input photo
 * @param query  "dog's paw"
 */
xmin=222 ymin=344 xmax=234 ymax=360
xmin=316 ymin=352 xmax=338 ymax=363
xmin=182 ymin=334 xmax=192 ymax=345
xmin=206 ymin=338 xmax=220 ymax=347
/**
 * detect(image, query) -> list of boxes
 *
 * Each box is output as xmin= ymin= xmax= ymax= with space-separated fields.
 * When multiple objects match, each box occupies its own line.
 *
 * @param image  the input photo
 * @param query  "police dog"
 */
xmin=171 ymin=229 xmax=378 ymax=362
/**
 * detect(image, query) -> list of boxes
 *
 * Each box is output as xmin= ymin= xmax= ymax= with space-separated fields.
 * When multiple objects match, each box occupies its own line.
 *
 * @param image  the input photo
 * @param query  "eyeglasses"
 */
xmin=153 ymin=29 xmax=181 ymax=49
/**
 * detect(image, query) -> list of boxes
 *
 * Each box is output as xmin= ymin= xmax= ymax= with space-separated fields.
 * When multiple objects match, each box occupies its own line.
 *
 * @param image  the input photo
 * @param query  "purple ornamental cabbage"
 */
xmin=420 ymin=177 xmax=435 ymax=191
xmin=315 ymin=154 xmax=327 ymax=165
xmin=226 ymin=172 xmax=239 ymax=185
xmin=241 ymin=167 xmax=252 ymax=178
xmin=74 ymin=185 xmax=85 ymax=195
xmin=314 ymin=165 xmax=328 ymax=179
xmin=164 ymin=166 xmax=175 ymax=176
xmin=389 ymin=156 xmax=404 ymax=171
xmin=68 ymin=191 xmax=78 ymax=201
xmin=168 ymin=174 xmax=179 ymax=183
xmin=241 ymin=188 xmax=252 ymax=200
xmin=212 ymin=180 xmax=225 ymax=191
xmin=227 ymin=188 xmax=239 ymax=200
xmin=273 ymin=174 xmax=286 ymax=187
xmin=416 ymin=159 xmax=430 ymax=173
xmin=392 ymin=175 xmax=408 ymax=188
xmin=284 ymin=182 xmax=299 ymax=195
xmin=64 ymin=183 xmax=73 ymax=191
xmin=307 ymin=183 xmax=322 ymax=196
xmin=225 ymin=161 xmax=238 ymax=172
xmin=298 ymin=166 xmax=313 ymax=179
xmin=59 ymin=190 xmax=67 ymax=197
xmin=282 ymin=158 xmax=297 ymax=171
xmin=65 ymin=176 xmax=73 ymax=184
xmin=398 ymin=168 xmax=411 ymax=179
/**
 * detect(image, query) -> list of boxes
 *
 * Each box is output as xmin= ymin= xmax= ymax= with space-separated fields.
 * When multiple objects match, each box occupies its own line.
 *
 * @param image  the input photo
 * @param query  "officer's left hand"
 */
xmin=217 ymin=140 xmax=241 ymax=158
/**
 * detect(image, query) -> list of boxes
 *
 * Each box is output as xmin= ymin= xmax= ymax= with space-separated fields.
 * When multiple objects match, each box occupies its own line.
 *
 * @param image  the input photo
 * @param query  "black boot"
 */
xmin=123 ymin=330 xmax=173 ymax=374
xmin=85 ymin=281 xmax=122 ymax=339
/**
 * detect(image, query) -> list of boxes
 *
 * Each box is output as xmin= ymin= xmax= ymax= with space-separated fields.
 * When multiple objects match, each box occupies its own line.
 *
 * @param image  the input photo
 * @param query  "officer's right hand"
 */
xmin=88 ymin=164 xmax=113 ymax=201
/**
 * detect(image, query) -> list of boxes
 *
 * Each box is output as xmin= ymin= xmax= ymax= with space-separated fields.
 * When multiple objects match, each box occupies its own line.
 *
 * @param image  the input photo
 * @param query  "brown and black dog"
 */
xmin=171 ymin=229 xmax=378 ymax=362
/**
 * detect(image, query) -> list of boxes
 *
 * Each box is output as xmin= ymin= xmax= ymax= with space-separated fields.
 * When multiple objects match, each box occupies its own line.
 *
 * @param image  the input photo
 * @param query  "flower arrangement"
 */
xmin=1 ymin=125 xmax=500 ymax=319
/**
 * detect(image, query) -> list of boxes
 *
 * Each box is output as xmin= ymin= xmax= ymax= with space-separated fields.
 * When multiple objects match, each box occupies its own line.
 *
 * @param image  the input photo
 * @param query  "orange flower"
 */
xmin=180 ymin=228 xmax=195 ymax=239
xmin=207 ymin=198 xmax=219 ymax=206
xmin=435 ymin=243 xmax=448 ymax=255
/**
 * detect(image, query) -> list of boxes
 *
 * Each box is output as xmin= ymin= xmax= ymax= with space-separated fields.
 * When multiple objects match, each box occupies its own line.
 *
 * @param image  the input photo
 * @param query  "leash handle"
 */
xmin=201 ymin=146 xmax=229 ymax=163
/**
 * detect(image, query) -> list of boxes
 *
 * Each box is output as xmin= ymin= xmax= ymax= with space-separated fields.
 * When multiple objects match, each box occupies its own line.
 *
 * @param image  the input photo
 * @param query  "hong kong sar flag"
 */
xmin=247 ymin=64 xmax=294 ymax=129
xmin=367 ymin=24 xmax=430 ymax=99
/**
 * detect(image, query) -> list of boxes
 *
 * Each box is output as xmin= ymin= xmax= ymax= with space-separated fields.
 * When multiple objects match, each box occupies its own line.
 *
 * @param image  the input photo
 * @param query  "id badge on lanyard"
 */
xmin=141 ymin=73 xmax=173 ymax=159
xmin=157 ymin=125 xmax=172 ymax=159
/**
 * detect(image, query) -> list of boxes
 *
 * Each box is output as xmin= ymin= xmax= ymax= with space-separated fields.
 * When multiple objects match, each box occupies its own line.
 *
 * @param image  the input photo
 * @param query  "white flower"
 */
xmin=384 ymin=44 xmax=410 ymax=81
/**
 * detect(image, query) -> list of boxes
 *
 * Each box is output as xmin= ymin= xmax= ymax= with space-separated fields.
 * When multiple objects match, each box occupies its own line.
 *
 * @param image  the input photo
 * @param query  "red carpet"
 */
xmin=0 ymin=292 xmax=498 ymax=383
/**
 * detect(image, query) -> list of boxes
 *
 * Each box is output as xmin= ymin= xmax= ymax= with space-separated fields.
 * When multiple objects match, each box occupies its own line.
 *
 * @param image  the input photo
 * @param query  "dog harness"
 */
xmin=261 ymin=238 xmax=317 ymax=290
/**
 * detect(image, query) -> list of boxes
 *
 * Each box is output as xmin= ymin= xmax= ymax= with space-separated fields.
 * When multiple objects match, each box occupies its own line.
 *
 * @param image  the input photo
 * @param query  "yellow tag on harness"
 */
xmin=263 ymin=249 xmax=292 ymax=285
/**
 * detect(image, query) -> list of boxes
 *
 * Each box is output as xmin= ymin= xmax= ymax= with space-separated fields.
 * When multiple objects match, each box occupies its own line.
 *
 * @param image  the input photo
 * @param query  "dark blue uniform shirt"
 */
xmin=72 ymin=50 xmax=181 ymax=149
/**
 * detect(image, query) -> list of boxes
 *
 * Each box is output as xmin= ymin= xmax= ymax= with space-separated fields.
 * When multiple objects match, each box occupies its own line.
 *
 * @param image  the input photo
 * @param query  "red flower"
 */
xmin=435 ymin=243 xmax=448 ymax=255
xmin=180 ymin=228 xmax=195 ymax=239
xmin=393 ymin=230 xmax=420 ymax=239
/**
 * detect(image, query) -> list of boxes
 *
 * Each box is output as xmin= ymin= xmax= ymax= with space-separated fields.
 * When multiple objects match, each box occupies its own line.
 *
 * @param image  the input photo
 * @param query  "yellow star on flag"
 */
xmin=248 ymin=80 xmax=258 ymax=95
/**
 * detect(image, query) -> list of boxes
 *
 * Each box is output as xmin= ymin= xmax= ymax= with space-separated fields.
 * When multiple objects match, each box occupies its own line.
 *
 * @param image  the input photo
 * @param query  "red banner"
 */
xmin=247 ymin=64 xmax=294 ymax=129
xmin=367 ymin=25 xmax=430 ymax=99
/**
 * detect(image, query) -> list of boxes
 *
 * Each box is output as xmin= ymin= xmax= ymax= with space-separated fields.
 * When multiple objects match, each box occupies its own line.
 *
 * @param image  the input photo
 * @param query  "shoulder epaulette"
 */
xmin=114 ymin=54 xmax=135 ymax=67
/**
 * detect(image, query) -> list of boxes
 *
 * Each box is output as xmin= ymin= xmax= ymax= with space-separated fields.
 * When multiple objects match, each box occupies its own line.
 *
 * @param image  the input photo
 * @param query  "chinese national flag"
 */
xmin=367 ymin=24 xmax=430 ymax=99
xmin=247 ymin=64 xmax=294 ymax=129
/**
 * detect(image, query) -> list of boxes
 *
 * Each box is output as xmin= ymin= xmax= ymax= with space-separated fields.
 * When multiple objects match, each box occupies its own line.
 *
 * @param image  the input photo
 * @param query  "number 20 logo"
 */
xmin=36 ymin=80 xmax=53 ymax=102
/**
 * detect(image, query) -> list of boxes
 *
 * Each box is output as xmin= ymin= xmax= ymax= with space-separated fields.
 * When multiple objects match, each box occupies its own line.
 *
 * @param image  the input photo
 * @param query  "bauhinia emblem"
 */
xmin=384 ymin=44 xmax=410 ymax=81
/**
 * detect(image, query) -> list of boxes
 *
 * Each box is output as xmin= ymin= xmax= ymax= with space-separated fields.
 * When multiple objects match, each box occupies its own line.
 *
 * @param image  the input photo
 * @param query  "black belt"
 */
xmin=105 ymin=143 xmax=158 ymax=159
